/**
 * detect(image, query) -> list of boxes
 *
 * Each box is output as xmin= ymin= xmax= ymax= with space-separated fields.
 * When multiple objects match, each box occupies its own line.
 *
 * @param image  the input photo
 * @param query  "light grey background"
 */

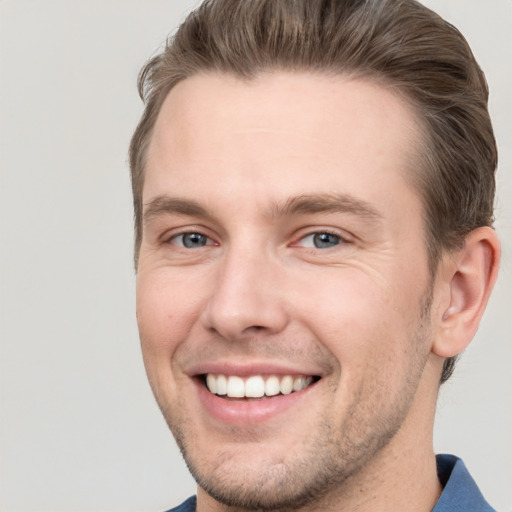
xmin=0 ymin=1 xmax=510 ymax=511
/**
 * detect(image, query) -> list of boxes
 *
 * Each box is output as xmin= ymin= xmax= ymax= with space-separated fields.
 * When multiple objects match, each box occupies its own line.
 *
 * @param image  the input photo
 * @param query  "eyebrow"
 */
xmin=143 ymin=196 xmax=210 ymax=225
xmin=143 ymin=193 xmax=383 ymax=225
xmin=270 ymin=193 xmax=383 ymax=222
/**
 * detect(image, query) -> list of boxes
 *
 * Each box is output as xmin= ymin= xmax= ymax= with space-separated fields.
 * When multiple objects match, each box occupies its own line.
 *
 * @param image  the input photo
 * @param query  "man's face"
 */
xmin=137 ymin=72 xmax=437 ymax=509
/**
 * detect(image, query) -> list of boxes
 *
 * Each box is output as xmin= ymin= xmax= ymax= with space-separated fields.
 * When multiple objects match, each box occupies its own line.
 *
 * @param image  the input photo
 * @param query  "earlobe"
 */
xmin=432 ymin=227 xmax=500 ymax=359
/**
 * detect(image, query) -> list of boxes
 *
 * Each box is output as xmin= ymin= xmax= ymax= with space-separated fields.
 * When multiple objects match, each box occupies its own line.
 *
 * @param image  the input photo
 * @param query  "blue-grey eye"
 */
xmin=301 ymin=232 xmax=342 ymax=248
xmin=176 ymin=233 xmax=210 ymax=248
xmin=314 ymin=233 xmax=341 ymax=248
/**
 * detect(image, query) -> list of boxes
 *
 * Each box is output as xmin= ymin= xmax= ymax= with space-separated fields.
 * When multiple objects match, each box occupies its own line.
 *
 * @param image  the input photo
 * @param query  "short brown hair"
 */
xmin=129 ymin=0 xmax=497 ymax=383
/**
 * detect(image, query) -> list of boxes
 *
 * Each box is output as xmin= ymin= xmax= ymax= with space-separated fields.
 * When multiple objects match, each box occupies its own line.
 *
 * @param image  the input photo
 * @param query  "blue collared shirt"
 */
xmin=166 ymin=454 xmax=496 ymax=512
xmin=433 ymin=454 xmax=496 ymax=511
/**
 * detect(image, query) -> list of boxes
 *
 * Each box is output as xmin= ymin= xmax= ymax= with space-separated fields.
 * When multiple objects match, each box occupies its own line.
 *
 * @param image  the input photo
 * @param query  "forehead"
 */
xmin=145 ymin=71 xmax=424 ymax=215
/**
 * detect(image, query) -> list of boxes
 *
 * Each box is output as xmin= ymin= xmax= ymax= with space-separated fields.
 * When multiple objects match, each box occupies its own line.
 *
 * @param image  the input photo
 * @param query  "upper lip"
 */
xmin=185 ymin=360 xmax=324 ymax=378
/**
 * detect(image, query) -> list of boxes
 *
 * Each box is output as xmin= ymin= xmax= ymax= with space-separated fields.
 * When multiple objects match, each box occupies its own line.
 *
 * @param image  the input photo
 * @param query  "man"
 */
xmin=129 ymin=0 xmax=501 ymax=511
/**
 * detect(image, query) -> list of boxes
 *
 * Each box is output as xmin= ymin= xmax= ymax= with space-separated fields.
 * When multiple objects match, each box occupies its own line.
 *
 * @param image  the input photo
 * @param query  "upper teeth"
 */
xmin=206 ymin=374 xmax=313 ymax=398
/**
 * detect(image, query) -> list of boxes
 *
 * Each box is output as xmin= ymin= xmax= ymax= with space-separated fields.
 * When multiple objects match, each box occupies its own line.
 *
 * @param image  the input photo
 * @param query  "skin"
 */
xmin=136 ymin=72 xmax=499 ymax=512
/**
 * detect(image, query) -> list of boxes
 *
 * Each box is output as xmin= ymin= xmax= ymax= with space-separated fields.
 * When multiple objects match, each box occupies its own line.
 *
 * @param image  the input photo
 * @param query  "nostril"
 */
xmin=243 ymin=325 xmax=266 ymax=332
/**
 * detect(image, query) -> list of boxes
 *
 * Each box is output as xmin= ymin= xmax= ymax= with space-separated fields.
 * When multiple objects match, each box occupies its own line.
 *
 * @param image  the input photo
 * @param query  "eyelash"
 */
xmin=295 ymin=230 xmax=346 ymax=249
xmin=166 ymin=229 xmax=349 ymax=250
xmin=168 ymin=231 xmax=217 ymax=249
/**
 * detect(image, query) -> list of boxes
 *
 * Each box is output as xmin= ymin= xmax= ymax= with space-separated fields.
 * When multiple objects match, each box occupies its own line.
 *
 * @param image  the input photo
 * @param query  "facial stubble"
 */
xmin=153 ymin=291 xmax=434 ymax=512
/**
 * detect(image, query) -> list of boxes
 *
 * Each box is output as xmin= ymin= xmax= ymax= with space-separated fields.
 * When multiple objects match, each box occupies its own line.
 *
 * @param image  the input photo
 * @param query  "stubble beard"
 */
xmin=170 ymin=403 xmax=405 ymax=512
xmin=156 ymin=294 xmax=434 ymax=512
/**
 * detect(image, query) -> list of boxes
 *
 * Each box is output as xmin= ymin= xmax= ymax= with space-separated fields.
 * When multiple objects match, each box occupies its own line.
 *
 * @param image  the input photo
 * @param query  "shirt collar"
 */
xmin=433 ymin=454 xmax=496 ymax=512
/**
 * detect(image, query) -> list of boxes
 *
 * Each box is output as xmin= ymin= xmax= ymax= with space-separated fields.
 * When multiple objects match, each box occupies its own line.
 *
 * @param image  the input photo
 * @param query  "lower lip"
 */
xmin=194 ymin=378 xmax=317 ymax=426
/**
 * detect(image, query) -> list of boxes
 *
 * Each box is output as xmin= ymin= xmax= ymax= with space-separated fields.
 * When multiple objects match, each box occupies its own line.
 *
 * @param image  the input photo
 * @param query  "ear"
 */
xmin=432 ymin=226 xmax=500 ymax=358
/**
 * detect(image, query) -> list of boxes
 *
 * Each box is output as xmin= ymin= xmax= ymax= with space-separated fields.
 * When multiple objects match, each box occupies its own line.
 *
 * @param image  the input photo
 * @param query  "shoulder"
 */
xmin=163 ymin=495 xmax=197 ymax=512
xmin=433 ymin=454 xmax=497 ymax=512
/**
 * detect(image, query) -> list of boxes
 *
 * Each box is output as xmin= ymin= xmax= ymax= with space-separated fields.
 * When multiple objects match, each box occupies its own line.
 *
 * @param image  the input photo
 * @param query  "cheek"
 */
xmin=290 ymin=267 xmax=423 ymax=372
xmin=293 ymin=269 xmax=395 ymax=334
xmin=136 ymin=271 xmax=209 ymax=406
xmin=136 ymin=270 xmax=204 ymax=359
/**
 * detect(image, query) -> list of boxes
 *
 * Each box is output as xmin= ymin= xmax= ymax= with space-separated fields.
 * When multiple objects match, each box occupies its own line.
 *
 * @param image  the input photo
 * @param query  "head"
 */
xmin=131 ymin=1 xmax=500 ymax=510
xmin=130 ymin=0 xmax=497 ymax=385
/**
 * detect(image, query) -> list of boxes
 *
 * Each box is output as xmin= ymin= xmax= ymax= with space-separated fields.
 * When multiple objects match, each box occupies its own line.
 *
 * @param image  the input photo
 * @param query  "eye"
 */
xmin=299 ymin=232 xmax=343 ymax=249
xmin=171 ymin=232 xmax=215 ymax=249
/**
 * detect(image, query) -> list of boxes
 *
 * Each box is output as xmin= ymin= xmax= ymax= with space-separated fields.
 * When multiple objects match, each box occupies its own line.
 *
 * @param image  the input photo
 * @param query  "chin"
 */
xmin=166 ymin=402 xmax=398 ymax=512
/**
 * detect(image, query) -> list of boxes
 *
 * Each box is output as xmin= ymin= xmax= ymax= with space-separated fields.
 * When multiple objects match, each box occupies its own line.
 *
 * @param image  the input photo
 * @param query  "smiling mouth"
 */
xmin=202 ymin=374 xmax=320 ymax=400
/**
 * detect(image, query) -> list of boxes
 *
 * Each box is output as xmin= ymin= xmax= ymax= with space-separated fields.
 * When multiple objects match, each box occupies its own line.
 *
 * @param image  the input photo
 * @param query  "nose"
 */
xmin=200 ymin=244 xmax=290 ymax=341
